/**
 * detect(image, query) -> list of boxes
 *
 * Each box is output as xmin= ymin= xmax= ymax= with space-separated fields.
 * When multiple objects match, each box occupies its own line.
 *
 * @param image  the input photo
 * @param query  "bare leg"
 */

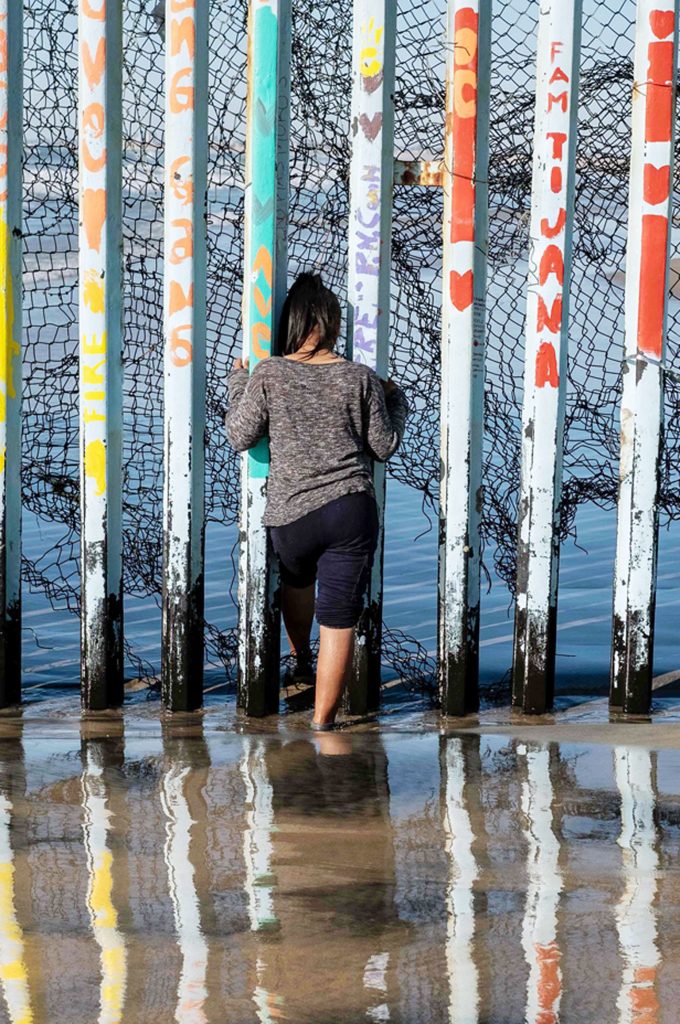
xmin=313 ymin=625 xmax=354 ymax=726
xmin=281 ymin=582 xmax=315 ymax=658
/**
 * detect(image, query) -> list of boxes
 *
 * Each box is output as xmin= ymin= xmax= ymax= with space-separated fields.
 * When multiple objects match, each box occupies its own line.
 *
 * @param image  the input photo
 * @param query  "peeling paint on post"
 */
xmin=438 ymin=0 xmax=491 ymax=717
xmin=79 ymin=0 xmax=123 ymax=710
xmin=0 ymin=4 xmax=21 ymax=707
xmin=512 ymin=2 xmax=582 ymax=715
xmin=610 ymin=0 xmax=678 ymax=716
xmin=238 ymin=0 xmax=290 ymax=717
xmin=346 ymin=0 xmax=396 ymax=714
xmin=161 ymin=0 xmax=208 ymax=712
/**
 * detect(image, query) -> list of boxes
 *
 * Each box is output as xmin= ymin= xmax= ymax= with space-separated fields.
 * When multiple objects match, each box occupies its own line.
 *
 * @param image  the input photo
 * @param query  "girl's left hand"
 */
xmin=233 ymin=357 xmax=250 ymax=371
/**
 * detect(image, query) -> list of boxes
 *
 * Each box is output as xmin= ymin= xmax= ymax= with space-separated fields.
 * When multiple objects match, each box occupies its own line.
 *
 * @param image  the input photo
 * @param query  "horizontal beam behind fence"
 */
xmin=512 ymin=0 xmax=582 ymax=715
xmin=161 ymin=0 xmax=209 ymax=712
xmin=78 ymin=0 xmax=124 ymax=710
xmin=0 ymin=4 xmax=22 ymax=706
xmin=346 ymin=0 xmax=396 ymax=715
xmin=238 ymin=0 xmax=291 ymax=717
xmin=610 ymin=0 xmax=678 ymax=716
xmin=438 ymin=0 xmax=491 ymax=717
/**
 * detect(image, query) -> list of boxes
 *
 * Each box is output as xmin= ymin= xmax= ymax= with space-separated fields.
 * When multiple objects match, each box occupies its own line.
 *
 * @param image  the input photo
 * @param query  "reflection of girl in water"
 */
xmin=261 ymin=736 xmax=403 ymax=1021
xmin=226 ymin=273 xmax=409 ymax=728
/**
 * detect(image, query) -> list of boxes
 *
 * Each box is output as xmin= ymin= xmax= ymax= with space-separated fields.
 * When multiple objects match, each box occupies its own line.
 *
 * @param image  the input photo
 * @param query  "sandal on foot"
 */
xmin=311 ymin=720 xmax=337 ymax=732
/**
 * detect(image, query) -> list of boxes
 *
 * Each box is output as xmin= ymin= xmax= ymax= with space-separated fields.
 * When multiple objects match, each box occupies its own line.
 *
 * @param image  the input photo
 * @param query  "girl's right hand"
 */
xmin=233 ymin=357 xmax=250 ymax=372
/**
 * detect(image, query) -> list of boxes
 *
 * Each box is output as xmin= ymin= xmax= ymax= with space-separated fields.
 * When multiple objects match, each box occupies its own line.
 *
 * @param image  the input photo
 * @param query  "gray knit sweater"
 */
xmin=225 ymin=356 xmax=409 ymax=526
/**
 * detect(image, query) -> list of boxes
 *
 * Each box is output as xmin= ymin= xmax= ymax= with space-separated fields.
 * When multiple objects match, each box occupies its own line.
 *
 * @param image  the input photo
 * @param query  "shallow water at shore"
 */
xmin=0 ymin=707 xmax=679 ymax=1023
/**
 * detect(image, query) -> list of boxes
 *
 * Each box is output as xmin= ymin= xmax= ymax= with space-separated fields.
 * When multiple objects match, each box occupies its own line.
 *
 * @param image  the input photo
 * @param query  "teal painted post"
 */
xmin=0 ymin=2 xmax=22 ymax=706
xmin=238 ymin=0 xmax=291 ymax=716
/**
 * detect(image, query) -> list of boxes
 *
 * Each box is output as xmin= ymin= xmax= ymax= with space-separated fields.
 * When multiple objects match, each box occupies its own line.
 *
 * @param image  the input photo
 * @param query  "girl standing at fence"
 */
xmin=226 ymin=272 xmax=409 ymax=729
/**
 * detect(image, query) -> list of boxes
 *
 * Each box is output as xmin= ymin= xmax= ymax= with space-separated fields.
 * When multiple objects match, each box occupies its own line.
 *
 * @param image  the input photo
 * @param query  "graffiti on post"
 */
xmin=245 ymin=3 xmax=278 ymax=477
xmin=512 ymin=2 xmax=581 ymax=714
xmin=439 ymin=0 xmax=490 ymax=716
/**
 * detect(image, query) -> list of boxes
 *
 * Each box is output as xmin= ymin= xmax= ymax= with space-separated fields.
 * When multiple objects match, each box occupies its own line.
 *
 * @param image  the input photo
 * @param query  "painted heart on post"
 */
xmin=649 ymin=9 xmax=674 ymax=39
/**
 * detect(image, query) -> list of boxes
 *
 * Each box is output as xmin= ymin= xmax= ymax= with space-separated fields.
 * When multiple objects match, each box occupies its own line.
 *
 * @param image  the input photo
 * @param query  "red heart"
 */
xmin=650 ymin=10 xmax=674 ymax=39
xmin=643 ymin=163 xmax=670 ymax=205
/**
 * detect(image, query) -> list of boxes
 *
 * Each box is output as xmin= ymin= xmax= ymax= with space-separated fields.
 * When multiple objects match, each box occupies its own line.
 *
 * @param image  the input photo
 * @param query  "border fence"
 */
xmin=3 ymin=0 xmax=680 ymax=718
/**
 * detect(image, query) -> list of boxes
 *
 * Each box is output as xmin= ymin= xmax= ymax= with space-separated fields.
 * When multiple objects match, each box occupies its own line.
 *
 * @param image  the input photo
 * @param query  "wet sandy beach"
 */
xmin=0 ymin=700 xmax=677 ymax=1022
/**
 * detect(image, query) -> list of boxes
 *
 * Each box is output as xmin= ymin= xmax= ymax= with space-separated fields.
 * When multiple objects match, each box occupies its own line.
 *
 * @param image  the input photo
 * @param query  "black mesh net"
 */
xmin=21 ymin=0 xmax=680 ymax=692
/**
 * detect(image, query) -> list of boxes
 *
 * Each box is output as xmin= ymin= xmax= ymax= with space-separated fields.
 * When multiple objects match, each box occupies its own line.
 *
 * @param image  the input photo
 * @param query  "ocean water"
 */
xmin=20 ymin=477 xmax=680 ymax=702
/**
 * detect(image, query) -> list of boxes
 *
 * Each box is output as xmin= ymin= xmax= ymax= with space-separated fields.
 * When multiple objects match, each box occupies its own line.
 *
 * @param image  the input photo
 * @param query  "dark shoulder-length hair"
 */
xmin=278 ymin=272 xmax=341 ymax=359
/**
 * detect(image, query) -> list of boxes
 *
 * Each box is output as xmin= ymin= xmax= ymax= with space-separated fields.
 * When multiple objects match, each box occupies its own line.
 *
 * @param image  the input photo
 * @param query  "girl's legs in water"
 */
xmin=313 ymin=625 xmax=354 ymax=726
xmin=281 ymin=585 xmax=354 ymax=724
xmin=281 ymin=582 xmax=315 ymax=661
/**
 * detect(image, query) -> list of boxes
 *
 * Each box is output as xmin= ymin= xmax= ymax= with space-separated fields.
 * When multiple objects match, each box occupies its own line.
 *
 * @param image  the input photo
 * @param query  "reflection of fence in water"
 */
xmin=0 ymin=730 xmax=673 ymax=1019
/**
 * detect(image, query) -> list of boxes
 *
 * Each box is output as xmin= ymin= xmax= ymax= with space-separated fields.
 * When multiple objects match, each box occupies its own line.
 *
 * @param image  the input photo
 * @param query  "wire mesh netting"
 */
xmin=21 ymin=0 xmax=680 ymax=691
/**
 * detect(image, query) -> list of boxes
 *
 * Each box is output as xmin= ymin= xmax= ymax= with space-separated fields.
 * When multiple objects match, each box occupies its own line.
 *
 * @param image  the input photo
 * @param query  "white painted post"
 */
xmin=438 ymin=0 xmax=491 ymax=717
xmin=79 ymin=0 xmax=124 ymax=710
xmin=610 ymin=0 xmax=678 ymax=716
xmin=442 ymin=737 xmax=480 ymax=1024
xmin=0 ymin=782 xmax=32 ymax=1021
xmin=614 ymin=748 xmax=660 ymax=1023
xmin=238 ymin=0 xmax=290 ymax=717
xmin=518 ymin=744 xmax=563 ymax=1024
xmin=161 ymin=0 xmax=209 ymax=712
xmin=81 ymin=743 xmax=127 ymax=1022
xmin=160 ymin=763 xmax=209 ymax=1019
xmin=347 ymin=0 xmax=396 ymax=714
xmin=0 ymin=4 xmax=22 ymax=706
xmin=240 ymin=739 xmax=278 ymax=931
xmin=512 ymin=2 xmax=582 ymax=714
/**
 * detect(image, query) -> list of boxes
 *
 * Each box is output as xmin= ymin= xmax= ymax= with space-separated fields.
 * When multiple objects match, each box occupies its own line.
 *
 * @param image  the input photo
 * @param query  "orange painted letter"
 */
xmin=535 ymin=342 xmax=560 ymax=388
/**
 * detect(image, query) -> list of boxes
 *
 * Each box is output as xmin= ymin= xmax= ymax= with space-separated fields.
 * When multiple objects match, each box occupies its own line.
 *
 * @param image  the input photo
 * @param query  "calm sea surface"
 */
xmin=20 ymin=480 xmax=680 ymax=702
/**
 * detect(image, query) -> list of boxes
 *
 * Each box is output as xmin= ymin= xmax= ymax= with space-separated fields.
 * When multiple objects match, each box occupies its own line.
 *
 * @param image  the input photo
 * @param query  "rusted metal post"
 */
xmin=0 ymin=4 xmax=22 ymax=707
xmin=518 ymin=743 xmax=563 ymax=1024
xmin=438 ymin=0 xmax=491 ymax=717
xmin=512 ymin=2 xmax=582 ymax=714
xmin=614 ymin=747 xmax=660 ymax=1019
xmin=161 ymin=0 xmax=209 ymax=712
xmin=610 ymin=0 xmax=678 ymax=716
xmin=238 ymin=0 xmax=290 ymax=717
xmin=79 ymin=0 xmax=124 ymax=710
xmin=346 ymin=0 xmax=396 ymax=714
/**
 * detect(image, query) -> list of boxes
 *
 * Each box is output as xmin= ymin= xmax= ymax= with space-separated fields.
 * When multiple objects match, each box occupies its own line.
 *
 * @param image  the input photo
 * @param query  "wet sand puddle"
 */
xmin=0 ymin=714 xmax=679 ymax=1023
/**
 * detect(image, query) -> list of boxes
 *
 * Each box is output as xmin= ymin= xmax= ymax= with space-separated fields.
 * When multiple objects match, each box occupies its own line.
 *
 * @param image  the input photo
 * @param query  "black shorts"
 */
xmin=269 ymin=492 xmax=380 ymax=629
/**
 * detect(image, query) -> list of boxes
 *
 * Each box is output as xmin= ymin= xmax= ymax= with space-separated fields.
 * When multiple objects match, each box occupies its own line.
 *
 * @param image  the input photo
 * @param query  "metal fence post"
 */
xmin=512 ymin=1 xmax=582 ymax=714
xmin=346 ymin=0 xmax=396 ymax=714
xmin=438 ymin=0 xmax=491 ymax=717
xmin=610 ymin=0 xmax=678 ymax=716
xmin=238 ymin=0 xmax=290 ymax=717
xmin=79 ymin=0 xmax=124 ymax=710
xmin=0 ymin=4 xmax=21 ymax=707
xmin=161 ymin=0 xmax=209 ymax=712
